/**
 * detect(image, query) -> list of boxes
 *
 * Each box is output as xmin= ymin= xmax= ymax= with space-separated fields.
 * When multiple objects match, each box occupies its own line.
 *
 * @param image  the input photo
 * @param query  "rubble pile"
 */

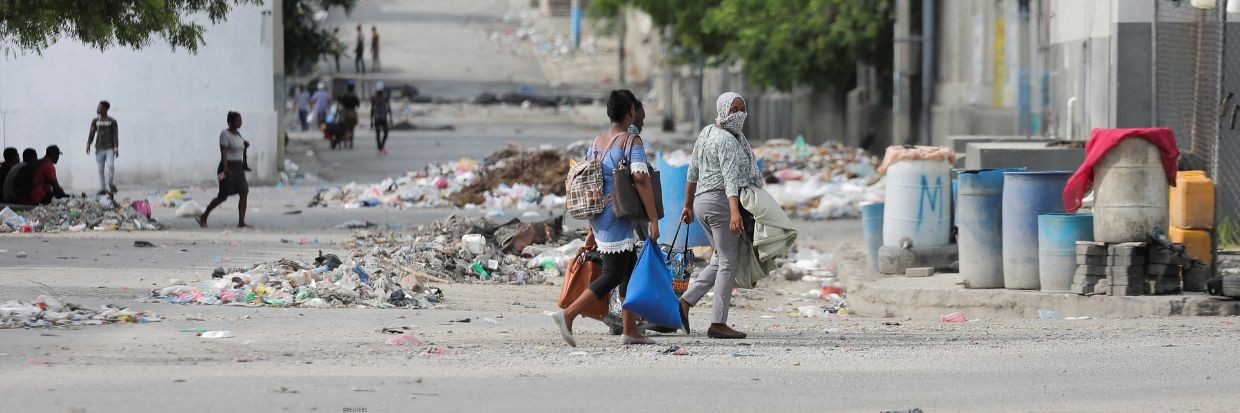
xmin=0 ymin=197 xmax=163 ymax=233
xmin=307 ymin=144 xmax=570 ymax=211
xmin=1 ymin=295 xmax=163 ymax=328
xmin=148 ymin=255 xmax=445 ymax=310
xmin=308 ymin=158 xmax=479 ymax=209
xmin=449 ymin=144 xmax=570 ymax=208
xmin=752 ymin=137 xmax=884 ymax=219
xmin=356 ymin=214 xmax=579 ymax=284
xmin=148 ymin=213 xmax=579 ymax=309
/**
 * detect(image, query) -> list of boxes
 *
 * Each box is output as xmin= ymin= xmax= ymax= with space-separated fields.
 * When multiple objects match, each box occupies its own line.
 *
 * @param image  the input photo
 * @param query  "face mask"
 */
xmin=719 ymin=111 xmax=748 ymax=135
xmin=628 ymin=124 xmax=641 ymax=134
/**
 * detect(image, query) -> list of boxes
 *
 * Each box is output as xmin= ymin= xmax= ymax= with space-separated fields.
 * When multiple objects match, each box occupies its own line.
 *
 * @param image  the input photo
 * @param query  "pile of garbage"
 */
xmin=353 ymin=213 xmax=578 ymax=284
xmin=1 ymin=295 xmax=163 ymax=328
xmin=308 ymin=158 xmax=478 ymax=209
xmin=753 ymin=137 xmax=884 ymax=219
xmin=448 ymin=144 xmax=569 ymax=208
xmin=147 ymin=213 xmax=579 ymax=309
xmin=148 ymin=255 xmax=445 ymax=310
xmin=307 ymin=144 xmax=570 ymax=210
xmin=0 ymin=197 xmax=163 ymax=233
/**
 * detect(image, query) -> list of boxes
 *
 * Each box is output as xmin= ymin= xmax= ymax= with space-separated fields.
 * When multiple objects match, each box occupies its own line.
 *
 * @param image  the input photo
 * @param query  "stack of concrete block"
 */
xmin=1146 ymin=242 xmax=1184 ymax=295
xmin=1071 ymin=241 xmax=1107 ymax=294
xmin=1107 ymin=243 xmax=1148 ymax=297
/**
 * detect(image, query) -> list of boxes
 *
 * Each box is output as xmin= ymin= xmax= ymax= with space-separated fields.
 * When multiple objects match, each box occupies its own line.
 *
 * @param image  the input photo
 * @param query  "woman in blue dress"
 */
xmin=552 ymin=90 xmax=663 ymax=346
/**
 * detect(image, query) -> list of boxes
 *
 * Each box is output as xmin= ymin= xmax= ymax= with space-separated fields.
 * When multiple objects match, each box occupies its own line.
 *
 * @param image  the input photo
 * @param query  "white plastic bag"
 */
xmin=176 ymin=200 xmax=204 ymax=218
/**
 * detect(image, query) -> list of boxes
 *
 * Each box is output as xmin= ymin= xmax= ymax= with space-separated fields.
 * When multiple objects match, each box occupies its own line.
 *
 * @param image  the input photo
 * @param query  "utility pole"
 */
xmin=661 ymin=26 xmax=675 ymax=132
xmin=618 ymin=8 xmax=626 ymax=86
xmin=571 ymin=0 xmax=581 ymax=49
xmin=893 ymin=0 xmax=914 ymax=146
xmin=920 ymin=0 xmax=935 ymax=146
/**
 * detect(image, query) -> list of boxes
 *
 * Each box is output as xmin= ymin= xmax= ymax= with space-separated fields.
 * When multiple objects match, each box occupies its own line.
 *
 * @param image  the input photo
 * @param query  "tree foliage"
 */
xmin=591 ymin=0 xmax=894 ymax=91
xmin=590 ymin=0 xmax=729 ymax=62
xmin=283 ymin=0 xmax=355 ymax=74
xmin=0 ymin=0 xmax=259 ymax=54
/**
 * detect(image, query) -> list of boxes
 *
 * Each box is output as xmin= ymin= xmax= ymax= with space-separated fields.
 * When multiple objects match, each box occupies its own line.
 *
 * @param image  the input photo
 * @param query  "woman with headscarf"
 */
xmin=677 ymin=92 xmax=762 ymax=339
xmin=551 ymin=90 xmax=662 ymax=347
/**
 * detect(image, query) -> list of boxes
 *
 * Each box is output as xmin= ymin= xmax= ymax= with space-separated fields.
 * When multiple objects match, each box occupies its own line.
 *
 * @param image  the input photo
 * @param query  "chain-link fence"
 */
xmin=1154 ymin=0 xmax=1222 ymax=174
xmin=1216 ymin=2 xmax=1240 ymax=246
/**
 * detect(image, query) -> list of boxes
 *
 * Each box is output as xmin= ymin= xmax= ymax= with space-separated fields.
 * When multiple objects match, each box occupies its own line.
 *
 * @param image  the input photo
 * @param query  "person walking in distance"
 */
xmin=87 ymin=100 xmax=119 ymax=195
xmin=294 ymin=85 xmax=311 ymax=131
xmin=331 ymin=27 xmax=343 ymax=73
xmin=370 ymin=26 xmax=381 ymax=72
xmin=354 ymin=24 xmax=366 ymax=74
xmin=340 ymin=83 xmax=361 ymax=149
xmin=371 ymin=82 xmax=392 ymax=155
xmin=197 ymin=112 xmax=251 ymax=228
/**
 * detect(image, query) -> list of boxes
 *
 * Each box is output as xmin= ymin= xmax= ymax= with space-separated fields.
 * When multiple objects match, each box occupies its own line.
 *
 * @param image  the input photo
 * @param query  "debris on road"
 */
xmin=0 ymin=295 xmax=163 ymax=329
xmin=940 ymin=311 xmax=968 ymax=323
xmin=306 ymin=144 xmax=569 ymax=210
xmin=1 ymin=197 xmax=163 ymax=233
xmin=751 ymin=138 xmax=884 ymax=220
xmin=199 ymin=330 xmax=235 ymax=339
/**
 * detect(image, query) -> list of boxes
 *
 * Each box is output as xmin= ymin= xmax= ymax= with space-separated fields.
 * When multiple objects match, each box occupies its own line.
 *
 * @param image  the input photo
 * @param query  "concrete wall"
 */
xmin=0 ymin=3 xmax=278 ymax=191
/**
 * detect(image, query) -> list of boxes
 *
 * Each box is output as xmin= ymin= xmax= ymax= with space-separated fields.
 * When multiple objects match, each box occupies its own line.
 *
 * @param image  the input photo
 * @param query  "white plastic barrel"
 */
xmin=1093 ymin=139 xmax=1169 ymax=243
xmin=883 ymin=159 xmax=953 ymax=248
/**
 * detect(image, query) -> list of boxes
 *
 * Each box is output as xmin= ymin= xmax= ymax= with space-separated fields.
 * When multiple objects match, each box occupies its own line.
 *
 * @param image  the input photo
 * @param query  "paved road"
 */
xmin=6 ymin=1 xmax=1240 ymax=411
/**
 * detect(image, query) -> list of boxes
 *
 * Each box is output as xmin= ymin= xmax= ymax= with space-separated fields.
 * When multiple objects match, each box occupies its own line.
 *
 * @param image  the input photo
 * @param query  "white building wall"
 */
xmin=0 ymin=3 xmax=277 ymax=191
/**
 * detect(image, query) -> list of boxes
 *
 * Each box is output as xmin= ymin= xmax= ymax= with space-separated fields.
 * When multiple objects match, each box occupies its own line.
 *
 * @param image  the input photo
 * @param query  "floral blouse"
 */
xmin=687 ymin=125 xmax=762 ymax=197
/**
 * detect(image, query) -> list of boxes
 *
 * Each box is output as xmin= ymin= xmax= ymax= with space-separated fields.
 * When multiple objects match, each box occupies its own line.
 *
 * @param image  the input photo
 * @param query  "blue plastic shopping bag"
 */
xmin=622 ymin=241 xmax=683 ymax=329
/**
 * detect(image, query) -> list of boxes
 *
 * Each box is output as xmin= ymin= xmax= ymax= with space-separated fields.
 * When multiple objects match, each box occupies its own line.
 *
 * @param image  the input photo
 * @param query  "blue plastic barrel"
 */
xmin=656 ymin=152 xmax=710 ymax=248
xmin=1038 ymin=213 xmax=1094 ymax=292
xmin=1002 ymin=171 xmax=1073 ymax=290
xmin=956 ymin=169 xmax=1012 ymax=288
xmin=861 ymin=203 xmax=884 ymax=273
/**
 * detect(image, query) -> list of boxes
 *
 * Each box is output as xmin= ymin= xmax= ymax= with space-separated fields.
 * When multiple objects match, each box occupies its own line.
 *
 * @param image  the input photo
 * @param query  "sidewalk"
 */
xmin=836 ymin=244 xmax=1240 ymax=319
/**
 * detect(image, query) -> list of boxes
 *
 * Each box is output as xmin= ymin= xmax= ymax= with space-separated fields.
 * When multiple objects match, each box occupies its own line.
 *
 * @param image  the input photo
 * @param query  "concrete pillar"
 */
xmin=893 ymin=0 xmax=914 ymax=145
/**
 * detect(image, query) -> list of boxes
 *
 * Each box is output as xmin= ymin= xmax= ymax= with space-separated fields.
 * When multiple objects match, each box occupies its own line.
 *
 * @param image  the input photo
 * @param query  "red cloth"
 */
xmin=26 ymin=159 xmax=57 ymax=204
xmin=1063 ymin=128 xmax=1179 ymax=212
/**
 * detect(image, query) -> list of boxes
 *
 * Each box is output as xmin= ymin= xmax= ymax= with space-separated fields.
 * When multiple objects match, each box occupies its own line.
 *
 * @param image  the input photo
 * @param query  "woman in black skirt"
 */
xmin=197 ymin=111 xmax=250 ymax=228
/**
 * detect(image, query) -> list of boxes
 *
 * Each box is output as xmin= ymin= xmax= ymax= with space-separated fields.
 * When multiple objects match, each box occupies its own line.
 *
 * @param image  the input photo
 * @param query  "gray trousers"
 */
xmin=682 ymin=189 xmax=752 ymax=324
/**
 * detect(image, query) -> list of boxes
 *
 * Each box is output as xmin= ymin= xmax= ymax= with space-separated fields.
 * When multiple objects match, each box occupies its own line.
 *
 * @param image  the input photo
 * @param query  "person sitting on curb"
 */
xmin=27 ymin=145 xmax=68 ymax=205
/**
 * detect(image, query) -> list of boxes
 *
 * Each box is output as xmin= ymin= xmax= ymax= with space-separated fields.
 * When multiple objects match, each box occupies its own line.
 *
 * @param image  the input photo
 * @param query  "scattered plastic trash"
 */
xmin=480 ymin=317 xmax=499 ymax=325
xmin=0 ymin=197 xmax=162 ymax=233
xmin=385 ymin=334 xmax=423 ymax=346
xmin=730 ymin=351 xmax=764 ymax=357
xmin=940 ymin=311 xmax=968 ymax=323
xmin=1064 ymin=316 xmax=1093 ymax=320
xmin=336 ymin=220 xmax=376 ymax=229
xmin=1037 ymin=309 xmax=1061 ymax=319
xmin=1 ymin=296 xmax=162 ymax=329
xmin=133 ymin=240 xmax=156 ymax=248
xmin=15 ymin=252 xmax=27 ymax=259
xmin=199 ymin=330 xmax=235 ymax=339
xmin=176 ymin=201 xmax=204 ymax=218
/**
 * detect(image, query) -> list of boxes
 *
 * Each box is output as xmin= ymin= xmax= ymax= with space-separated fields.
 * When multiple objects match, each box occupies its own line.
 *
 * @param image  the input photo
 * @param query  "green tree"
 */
xmin=283 ymin=0 xmax=356 ymax=74
xmin=590 ymin=0 xmax=729 ymax=62
xmin=704 ymin=0 xmax=893 ymax=91
xmin=0 ymin=0 xmax=260 ymax=54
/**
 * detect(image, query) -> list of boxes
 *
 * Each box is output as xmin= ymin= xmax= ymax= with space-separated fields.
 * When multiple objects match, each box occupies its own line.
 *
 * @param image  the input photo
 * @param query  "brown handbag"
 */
xmin=558 ymin=232 xmax=609 ymax=320
xmin=611 ymin=134 xmax=664 ymax=220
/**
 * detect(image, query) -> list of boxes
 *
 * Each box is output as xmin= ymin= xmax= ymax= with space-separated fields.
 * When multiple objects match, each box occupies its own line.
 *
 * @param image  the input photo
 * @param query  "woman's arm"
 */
xmin=628 ymin=136 xmax=660 ymax=241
